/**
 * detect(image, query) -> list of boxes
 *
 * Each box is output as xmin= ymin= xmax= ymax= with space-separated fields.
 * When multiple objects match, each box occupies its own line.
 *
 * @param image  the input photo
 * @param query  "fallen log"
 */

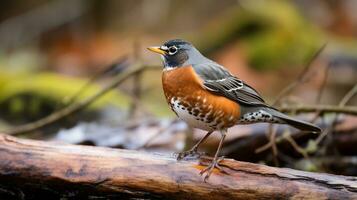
xmin=0 ymin=134 xmax=356 ymax=200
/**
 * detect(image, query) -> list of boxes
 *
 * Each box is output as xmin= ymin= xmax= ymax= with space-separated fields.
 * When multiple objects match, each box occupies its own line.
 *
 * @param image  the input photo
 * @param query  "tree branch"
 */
xmin=3 ymin=64 xmax=160 ymax=136
xmin=272 ymin=43 xmax=327 ymax=106
xmin=0 ymin=134 xmax=356 ymax=200
xmin=278 ymin=105 xmax=357 ymax=115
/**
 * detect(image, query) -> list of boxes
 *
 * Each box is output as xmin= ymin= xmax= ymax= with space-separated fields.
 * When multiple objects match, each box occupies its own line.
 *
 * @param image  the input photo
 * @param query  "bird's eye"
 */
xmin=168 ymin=46 xmax=178 ymax=55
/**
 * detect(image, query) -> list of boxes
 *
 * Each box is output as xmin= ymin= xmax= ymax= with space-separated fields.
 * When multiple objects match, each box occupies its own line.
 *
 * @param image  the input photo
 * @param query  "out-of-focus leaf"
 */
xmin=197 ymin=0 xmax=323 ymax=70
xmin=0 ymin=71 xmax=130 ymax=109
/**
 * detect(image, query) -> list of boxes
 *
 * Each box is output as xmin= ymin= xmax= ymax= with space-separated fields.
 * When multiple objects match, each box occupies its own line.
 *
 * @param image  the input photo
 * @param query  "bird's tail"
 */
xmin=266 ymin=108 xmax=321 ymax=133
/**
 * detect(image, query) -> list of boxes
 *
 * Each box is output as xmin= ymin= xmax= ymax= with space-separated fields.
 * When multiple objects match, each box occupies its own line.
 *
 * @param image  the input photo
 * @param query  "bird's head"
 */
xmin=148 ymin=39 xmax=205 ymax=69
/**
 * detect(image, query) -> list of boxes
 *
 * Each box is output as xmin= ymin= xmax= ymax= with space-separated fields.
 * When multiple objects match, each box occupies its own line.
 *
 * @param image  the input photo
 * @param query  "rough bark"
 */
xmin=0 ymin=134 xmax=356 ymax=200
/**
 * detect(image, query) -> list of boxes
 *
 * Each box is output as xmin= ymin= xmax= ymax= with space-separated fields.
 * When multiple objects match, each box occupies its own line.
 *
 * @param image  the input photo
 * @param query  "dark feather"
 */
xmin=192 ymin=62 xmax=267 ymax=106
xmin=265 ymin=108 xmax=322 ymax=132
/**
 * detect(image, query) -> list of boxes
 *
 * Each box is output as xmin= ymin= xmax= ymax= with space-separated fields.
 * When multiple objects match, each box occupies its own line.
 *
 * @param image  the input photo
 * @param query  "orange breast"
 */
xmin=162 ymin=65 xmax=241 ymax=130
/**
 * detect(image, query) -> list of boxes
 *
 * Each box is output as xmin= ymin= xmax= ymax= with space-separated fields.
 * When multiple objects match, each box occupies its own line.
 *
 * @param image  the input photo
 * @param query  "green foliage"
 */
xmin=0 ymin=71 xmax=129 ymax=121
xmin=197 ymin=0 xmax=324 ymax=70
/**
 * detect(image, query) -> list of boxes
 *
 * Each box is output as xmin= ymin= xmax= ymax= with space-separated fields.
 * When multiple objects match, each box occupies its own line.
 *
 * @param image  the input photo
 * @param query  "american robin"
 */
xmin=148 ymin=39 xmax=321 ymax=181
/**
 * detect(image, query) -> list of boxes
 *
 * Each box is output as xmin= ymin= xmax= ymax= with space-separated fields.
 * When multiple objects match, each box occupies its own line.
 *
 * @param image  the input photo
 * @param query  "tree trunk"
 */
xmin=0 ymin=134 xmax=356 ymax=200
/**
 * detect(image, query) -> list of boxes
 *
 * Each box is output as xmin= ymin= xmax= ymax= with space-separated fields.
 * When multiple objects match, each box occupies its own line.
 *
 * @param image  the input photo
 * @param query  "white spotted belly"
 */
xmin=170 ymin=98 xmax=214 ymax=131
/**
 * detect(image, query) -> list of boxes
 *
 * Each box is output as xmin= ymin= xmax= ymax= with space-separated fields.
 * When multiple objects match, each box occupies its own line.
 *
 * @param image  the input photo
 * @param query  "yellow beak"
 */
xmin=147 ymin=46 xmax=166 ymax=55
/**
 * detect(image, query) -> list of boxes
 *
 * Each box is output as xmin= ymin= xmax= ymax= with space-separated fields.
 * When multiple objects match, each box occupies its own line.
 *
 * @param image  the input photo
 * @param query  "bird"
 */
xmin=147 ymin=39 xmax=321 ymax=181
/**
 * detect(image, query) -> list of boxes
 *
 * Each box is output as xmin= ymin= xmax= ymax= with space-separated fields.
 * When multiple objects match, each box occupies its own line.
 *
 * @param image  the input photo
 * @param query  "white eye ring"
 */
xmin=168 ymin=46 xmax=178 ymax=55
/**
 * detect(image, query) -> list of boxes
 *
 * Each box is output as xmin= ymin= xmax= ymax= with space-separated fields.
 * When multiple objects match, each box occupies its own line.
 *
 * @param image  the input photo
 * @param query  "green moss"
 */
xmin=9 ymin=97 xmax=24 ymax=115
xmin=0 ymin=71 xmax=130 ymax=111
xmin=197 ymin=0 xmax=324 ymax=70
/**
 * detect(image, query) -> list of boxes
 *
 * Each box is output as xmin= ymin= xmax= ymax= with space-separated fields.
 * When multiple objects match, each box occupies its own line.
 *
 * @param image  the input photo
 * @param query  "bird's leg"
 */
xmin=199 ymin=129 xmax=227 ymax=182
xmin=177 ymin=131 xmax=213 ymax=160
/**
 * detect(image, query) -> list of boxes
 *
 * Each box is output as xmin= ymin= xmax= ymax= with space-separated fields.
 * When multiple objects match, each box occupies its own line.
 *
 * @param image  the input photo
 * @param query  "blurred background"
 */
xmin=0 ymin=0 xmax=356 ymax=175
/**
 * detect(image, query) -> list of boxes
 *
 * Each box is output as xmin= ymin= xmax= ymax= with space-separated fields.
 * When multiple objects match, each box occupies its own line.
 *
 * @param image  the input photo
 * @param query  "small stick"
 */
xmin=278 ymin=105 xmax=357 ymax=116
xmin=4 ymin=64 xmax=161 ymax=136
xmin=272 ymin=43 xmax=327 ymax=106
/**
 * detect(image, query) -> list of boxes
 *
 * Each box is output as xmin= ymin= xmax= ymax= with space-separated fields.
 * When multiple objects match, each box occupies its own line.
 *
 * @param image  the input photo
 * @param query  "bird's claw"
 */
xmin=176 ymin=149 xmax=205 ymax=161
xmin=199 ymin=156 xmax=228 ymax=182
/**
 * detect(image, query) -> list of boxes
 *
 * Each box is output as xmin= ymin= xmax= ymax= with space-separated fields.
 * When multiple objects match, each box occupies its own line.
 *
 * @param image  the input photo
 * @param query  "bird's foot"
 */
xmin=199 ymin=156 xmax=228 ymax=182
xmin=176 ymin=149 xmax=205 ymax=161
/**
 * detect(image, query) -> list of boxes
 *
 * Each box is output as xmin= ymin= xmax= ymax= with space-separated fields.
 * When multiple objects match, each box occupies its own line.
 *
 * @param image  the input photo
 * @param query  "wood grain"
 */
xmin=0 ymin=134 xmax=356 ymax=200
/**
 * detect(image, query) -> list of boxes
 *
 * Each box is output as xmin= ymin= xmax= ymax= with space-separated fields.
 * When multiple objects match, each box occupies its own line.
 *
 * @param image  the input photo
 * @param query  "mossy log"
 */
xmin=0 ymin=134 xmax=356 ymax=200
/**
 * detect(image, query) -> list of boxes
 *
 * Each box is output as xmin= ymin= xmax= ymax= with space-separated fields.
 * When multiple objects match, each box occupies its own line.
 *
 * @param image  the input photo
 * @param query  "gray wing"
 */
xmin=192 ymin=62 xmax=267 ymax=106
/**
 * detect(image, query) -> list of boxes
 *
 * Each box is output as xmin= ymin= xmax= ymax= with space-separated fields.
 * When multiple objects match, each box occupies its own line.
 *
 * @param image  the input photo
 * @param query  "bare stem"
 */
xmin=4 ymin=64 xmax=161 ymax=136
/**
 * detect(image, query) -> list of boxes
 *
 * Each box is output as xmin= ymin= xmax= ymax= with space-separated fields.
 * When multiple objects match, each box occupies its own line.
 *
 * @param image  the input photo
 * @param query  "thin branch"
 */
xmin=278 ymin=105 xmax=357 ymax=115
xmin=255 ymin=125 xmax=277 ymax=154
xmin=315 ymin=64 xmax=330 ymax=104
xmin=314 ymin=84 xmax=357 ymax=146
xmin=310 ymin=64 xmax=331 ymax=123
xmin=314 ymin=120 xmax=334 ymax=146
xmin=128 ymin=41 xmax=143 ymax=118
xmin=255 ymin=139 xmax=273 ymax=153
xmin=255 ymin=119 xmax=283 ymax=166
xmin=61 ymin=57 xmax=130 ymax=107
xmin=269 ymin=125 xmax=279 ymax=166
xmin=259 ymin=43 xmax=326 ymax=162
xmin=254 ymin=103 xmax=357 ymax=155
xmin=339 ymin=84 xmax=357 ymax=106
xmin=3 ymin=64 xmax=161 ymax=136
xmin=137 ymin=119 xmax=180 ymax=149
xmin=272 ymin=43 xmax=327 ymax=106
xmin=257 ymin=103 xmax=356 ymax=156
xmin=121 ymin=89 xmax=155 ymax=117
xmin=283 ymin=132 xmax=309 ymax=159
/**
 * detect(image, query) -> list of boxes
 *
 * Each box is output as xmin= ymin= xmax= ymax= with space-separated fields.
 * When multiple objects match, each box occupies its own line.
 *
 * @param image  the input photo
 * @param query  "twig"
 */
xmin=255 ymin=103 xmax=356 ymax=155
xmin=255 ymin=125 xmax=277 ymax=154
xmin=255 ymin=138 xmax=273 ymax=153
xmin=272 ymin=43 xmax=327 ymax=106
xmin=3 ymin=64 xmax=161 ymax=136
xmin=121 ymin=89 xmax=155 ymax=117
xmin=61 ymin=57 xmax=130 ymax=107
xmin=283 ymin=132 xmax=309 ymax=159
xmin=258 ymin=44 xmax=326 ymax=164
xmin=310 ymin=64 xmax=331 ymax=123
xmin=314 ymin=84 xmax=357 ymax=146
xmin=269 ymin=125 xmax=279 ymax=166
xmin=339 ymin=84 xmax=357 ymax=106
xmin=254 ymin=102 xmax=357 ymax=155
xmin=128 ymin=41 xmax=143 ymax=118
xmin=137 ymin=119 xmax=180 ymax=149
xmin=314 ymin=120 xmax=334 ymax=146
xmin=315 ymin=64 xmax=330 ymax=104
xmin=278 ymin=105 xmax=357 ymax=115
